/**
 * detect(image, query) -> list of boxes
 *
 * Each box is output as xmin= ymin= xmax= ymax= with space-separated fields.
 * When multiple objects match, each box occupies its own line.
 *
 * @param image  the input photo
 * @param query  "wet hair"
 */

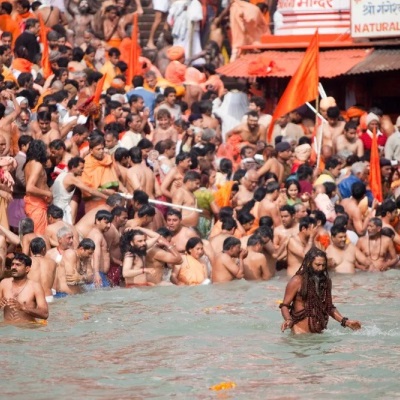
xmin=30 ymin=237 xmax=47 ymax=255
xmin=218 ymin=207 xmax=234 ymax=220
xmin=19 ymin=217 xmax=34 ymax=235
xmin=68 ymin=156 xmax=85 ymax=170
xmin=137 ymin=138 xmax=153 ymax=150
xmin=137 ymin=204 xmax=156 ymax=218
xmin=265 ymin=181 xmax=280 ymax=194
xmin=380 ymin=199 xmax=397 ymax=217
xmin=334 ymin=204 xmax=345 ymax=215
xmin=49 ymin=139 xmax=66 ymax=150
xmin=114 ymin=148 xmax=130 ymax=162
xmin=219 ymin=158 xmax=233 ymax=177
xmin=120 ymin=229 xmax=145 ymax=256
xmin=157 ymin=227 xmax=172 ymax=238
xmin=13 ymin=253 xmax=32 ymax=267
xmin=297 ymin=164 xmax=314 ymax=180
xmin=78 ymin=238 xmax=96 ymax=250
xmin=333 ymin=214 xmax=349 ymax=228
xmin=299 ymin=216 xmax=317 ymax=231
xmin=327 ymin=106 xmax=340 ymax=119
xmin=106 ymin=194 xmax=123 ymax=207
xmin=166 ymin=209 xmax=182 ymax=219
xmin=18 ymin=135 xmax=33 ymax=149
xmin=183 ymin=170 xmax=201 ymax=183
xmin=259 ymin=216 xmax=274 ymax=228
xmin=351 ymin=182 xmax=366 ymax=200
xmin=237 ymin=212 xmax=255 ymax=226
xmin=280 ymin=204 xmax=295 ymax=215
xmin=47 ymin=204 xmax=64 ymax=219
xmin=310 ymin=210 xmax=327 ymax=226
xmin=95 ymin=210 xmax=113 ymax=223
xmin=56 ymin=226 xmax=72 ymax=239
xmin=89 ymin=135 xmax=105 ymax=149
xmin=185 ymin=237 xmax=202 ymax=253
xmin=325 ymin=157 xmax=341 ymax=171
xmin=176 ymin=152 xmax=191 ymax=165
xmin=221 ymin=219 xmax=237 ymax=231
xmin=240 ymin=186 xmax=267 ymax=215
xmin=381 ymin=227 xmax=395 ymax=238
xmin=254 ymin=225 xmax=273 ymax=240
xmin=25 ymin=139 xmax=47 ymax=165
xmin=247 ymin=234 xmax=263 ymax=247
xmin=129 ymin=146 xmax=142 ymax=164
xmin=345 ymin=120 xmax=358 ymax=131
xmin=111 ymin=206 xmax=128 ymax=218
xmin=222 ymin=236 xmax=241 ymax=251
xmin=232 ymin=169 xmax=246 ymax=182
xmin=369 ymin=217 xmax=382 ymax=228
xmin=330 ymin=225 xmax=347 ymax=237
xmin=133 ymin=190 xmax=149 ymax=205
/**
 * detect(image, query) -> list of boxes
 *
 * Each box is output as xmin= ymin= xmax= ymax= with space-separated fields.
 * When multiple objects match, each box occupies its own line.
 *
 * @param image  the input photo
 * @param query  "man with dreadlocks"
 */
xmin=280 ymin=247 xmax=361 ymax=334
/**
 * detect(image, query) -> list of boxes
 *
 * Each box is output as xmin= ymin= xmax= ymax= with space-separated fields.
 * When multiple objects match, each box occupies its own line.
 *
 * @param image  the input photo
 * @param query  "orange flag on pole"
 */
xmin=369 ymin=127 xmax=383 ymax=202
xmin=127 ymin=13 xmax=141 ymax=85
xmin=38 ymin=15 xmax=52 ymax=79
xmin=267 ymin=30 xmax=319 ymax=143
xmin=93 ymin=73 xmax=107 ymax=105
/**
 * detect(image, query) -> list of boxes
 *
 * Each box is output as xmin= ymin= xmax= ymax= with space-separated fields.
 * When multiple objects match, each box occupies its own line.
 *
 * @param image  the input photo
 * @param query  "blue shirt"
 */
xmin=338 ymin=175 xmax=373 ymax=205
xmin=126 ymin=87 xmax=156 ymax=121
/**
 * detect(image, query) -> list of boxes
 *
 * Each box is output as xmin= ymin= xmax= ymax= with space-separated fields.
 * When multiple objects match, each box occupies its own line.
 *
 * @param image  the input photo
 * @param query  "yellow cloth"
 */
xmin=178 ymin=255 xmax=206 ymax=285
xmin=100 ymin=60 xmax=119 ymax=90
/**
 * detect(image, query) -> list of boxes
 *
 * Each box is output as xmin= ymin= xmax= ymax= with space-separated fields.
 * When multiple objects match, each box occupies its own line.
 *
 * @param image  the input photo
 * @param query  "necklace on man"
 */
xmin=12 ymin=280 xmax=28 ymax=299
xmin=368 ymin=236 xmax=382 ymax=261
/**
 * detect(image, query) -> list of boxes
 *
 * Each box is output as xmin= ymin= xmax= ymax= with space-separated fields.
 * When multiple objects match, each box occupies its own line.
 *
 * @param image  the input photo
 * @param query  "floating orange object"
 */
xmin=209 ymin=382 xmax=236 ymax=391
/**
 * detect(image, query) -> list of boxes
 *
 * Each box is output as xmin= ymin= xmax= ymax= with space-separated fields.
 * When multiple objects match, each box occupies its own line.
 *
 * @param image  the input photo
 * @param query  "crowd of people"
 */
xmin=0 ymin=0 xmax=398 ymax=334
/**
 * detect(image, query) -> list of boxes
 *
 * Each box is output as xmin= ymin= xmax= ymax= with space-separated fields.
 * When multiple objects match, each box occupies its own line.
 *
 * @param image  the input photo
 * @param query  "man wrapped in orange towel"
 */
xmin=81 ymin=135 xmax=120 ymax=212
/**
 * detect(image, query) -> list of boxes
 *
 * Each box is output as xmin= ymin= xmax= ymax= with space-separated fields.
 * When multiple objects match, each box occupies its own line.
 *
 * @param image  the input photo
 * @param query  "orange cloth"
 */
xmin=346 ymin=106 xmax=365 ymax=120
xmin=106 ymin=37 xmax=122 ymax=49
xmin=84 ymin=55 xmax=95 ymax=70
xmin=38 ymin=14 xmax=52 ymax=79
xmin=165 ymin=61 xmax=187 ymax=85
xmin=82 ymin=154 xmax=119 ymax=194
xmin=167 ymin=46 xmax=185 ymax=61
xmin=24 ymin=195 xmax=48 ymax=234
xmin=127 ymin=12 xmax=140 ymax=84
xmin=267 ymin=30 xmax=319 ymax=143
xmin=14 ymin=11 xmax=36 ymax=32
xmin=178 ymin=255 xmax=207 ymax=285
xmin=369 ymin=127 xmax=383 ymax=202
xmin=0 ymin=14 xmax=20 ymax=46
xmin=315 ymin=233 xmax=330 ymax=250
xmin=230 ymin=0 xmax=269 ymax=49
xmin=214 ymin=181 xmax=235 ymax=208
xmin=216 ymin=133 xmax=248 ymax=170
xmin=104 ymin=114 xmax=116 ymax=125
xmin=11 ymin=57 xmax=33 ymax=73
xmin=93 ymin=73 xmax=107 ymax=105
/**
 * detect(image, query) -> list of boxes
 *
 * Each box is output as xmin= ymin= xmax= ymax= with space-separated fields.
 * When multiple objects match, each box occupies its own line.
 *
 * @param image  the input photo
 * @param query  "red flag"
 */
xmin=369 ymin=127 xmax=383 ymax=202
xmin=38 ymin=15 xmax=52 ymax=79
xmin=127 ymin=13 xmax=141 ymax=85
xmin=267 ymin=30 xmax=319 ymax=143
xmin=93 ymin=73 xmax=107 ymax=105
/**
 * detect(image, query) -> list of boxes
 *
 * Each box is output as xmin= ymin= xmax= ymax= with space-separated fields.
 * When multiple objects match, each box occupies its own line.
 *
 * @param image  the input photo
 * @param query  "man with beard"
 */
xmin=15 ymin=110 xmax=34 ymax=136
xmin=226 ymin=110 xmax=266 ymax=145
xmin=120 ymin=229 xmax=163 ymax=287
xmin=0 ymin=253 xmax=48 ymax=323
xmin=280 ymin=247 xmax=361 ymax=334
xmin=257 ymin=141 xmax=292 ymax=183
xmin=233 ymin=169 xmax=259 ymax=211
xmin=46 ymin=226 xmax=74 ymax=265
xmin=85 ymin=210 xmax=112 ymax=287
xmin=356 ymin=218 xmax=397 ymax=272
xmin=34 ymin=111 xmax=60 ymax=146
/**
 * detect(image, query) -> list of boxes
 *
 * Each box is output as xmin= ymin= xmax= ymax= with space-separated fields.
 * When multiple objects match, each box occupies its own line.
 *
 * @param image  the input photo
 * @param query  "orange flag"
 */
xmin=38 ymin=15 xmax=52 ymax=79
xmin=93 ymin=73 xmax=107 ymax=105
xmin=267 ymin=30 xmax=319 ymax=143
xmin=127 ymin=13 xmax=141 ymax=85
xmin=369 ymin=127 xmax=383 ymax=202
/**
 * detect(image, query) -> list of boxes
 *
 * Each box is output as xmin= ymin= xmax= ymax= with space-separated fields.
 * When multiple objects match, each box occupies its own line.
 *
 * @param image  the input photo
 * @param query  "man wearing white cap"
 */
xmin=360 ymin=112 xmax=386 ymax=159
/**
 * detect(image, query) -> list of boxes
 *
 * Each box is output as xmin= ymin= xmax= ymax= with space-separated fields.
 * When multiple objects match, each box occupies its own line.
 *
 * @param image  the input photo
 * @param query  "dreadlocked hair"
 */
xmin=292 ymin=247 xmax=335 ymax=333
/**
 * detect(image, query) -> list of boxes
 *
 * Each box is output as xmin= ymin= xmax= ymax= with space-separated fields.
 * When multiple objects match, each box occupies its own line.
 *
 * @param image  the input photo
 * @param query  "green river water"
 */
xmin=2 ymin=270 xmax=400 ymax=399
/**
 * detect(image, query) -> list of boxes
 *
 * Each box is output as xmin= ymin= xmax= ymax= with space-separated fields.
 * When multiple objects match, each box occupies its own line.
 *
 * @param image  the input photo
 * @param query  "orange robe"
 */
xmin=178 ymin=255 xmax=207 ymax=285
xmin=24 ymin=195 xmax=48 ymax=234
xmin=81 ymin=154 xmax=119 ymax=211
xmin=0 ymin=14 xmax=20 ymax=46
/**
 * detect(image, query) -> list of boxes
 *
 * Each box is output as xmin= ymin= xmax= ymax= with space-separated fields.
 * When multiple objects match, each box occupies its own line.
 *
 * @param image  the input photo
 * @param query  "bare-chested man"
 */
xmin=45 ymin=205 xmax=79 ymax=248
xmin=126 ymin=146 xmax=157 ymax=198
xmin=243 ymin=235 xmax=273 ymax=281
xmin=125 ymin=204 xmax=156 ymax=230
xmin=19 ymin=217 xmax=51 ymax=256
xmin=257 ymin=141 xmax=292 ymax=183
xmin=166 ymin=209 xmax=198 ymax=253
xmin=54 ymin=239 xmax=95 ymax=297
xmin=161 ymin=152 xmax=192 ymax=200
xmin=85 ymin=210 xmax=112 ymax=287
xmin=210 ymin=219 xmax=236 ymax=255
xmin=212 ymin=237 xmax=246 ymax=283
xmin=356 ymin=218 xmax=397 ymax=272
xmin=287 ymin=216 xmax=318 ymax=277
xmin=46 ymin=226 xmax=75 ymax=266
xmin=120 ymin=229 xmax=162 ymax=287
xmin=226 ymin=111 xmax=266 ymax=145
xmin=334 ymin=120 xmax=364 ymax=158
xmin=341 ymin=182 xmax=375 ymax=236
xmin=172 ymin=171 xmax=201 ymax=227
xmin=257 ymin=181 xmax=281 ymax=227
xmin=0 ymin=89 xmax=21 ymax=156
xmin=24 ymin=140 xmax=53 ymax=235
xmin=379 ymin=199 xmax=400 ymax=252
xmin=104 ymin=206 xmax=128 ymax=287
xmin=233 ymin=169 xmax=259 ymax=210
xmin=28 ymin=238 xmax=57 ymax=303
xmin=75 ymin=194 xmax=124 ymax=239
xmin=326 ymin=225 xmax=358 ymax=274
xmin=33 ymin=111 xmax=60 ymax=146
xmin=321 ymin=106 xmax=346 ymax=149
xmin=0 ymin=253 xmax=48 ymax=323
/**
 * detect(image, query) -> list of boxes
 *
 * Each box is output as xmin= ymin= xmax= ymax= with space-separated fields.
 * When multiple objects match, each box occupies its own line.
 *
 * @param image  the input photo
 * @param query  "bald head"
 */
xmin=243 ymin=169 xmax=259 ymax=191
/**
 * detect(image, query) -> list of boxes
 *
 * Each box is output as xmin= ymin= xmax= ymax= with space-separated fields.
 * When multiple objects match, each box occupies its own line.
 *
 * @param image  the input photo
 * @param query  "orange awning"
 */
xmin=217 ymin=48 xmax=373 ymax=79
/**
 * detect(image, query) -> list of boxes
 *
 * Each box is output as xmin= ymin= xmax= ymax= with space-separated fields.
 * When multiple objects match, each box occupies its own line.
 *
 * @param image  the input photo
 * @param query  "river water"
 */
xmin=2 ymin=270 xmax=400 ymax=399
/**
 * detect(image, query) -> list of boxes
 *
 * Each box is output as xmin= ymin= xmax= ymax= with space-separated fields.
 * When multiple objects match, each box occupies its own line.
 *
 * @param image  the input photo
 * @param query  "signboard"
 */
xmin=351 ymin=0 xmax=400 ymax=38
xmin=277 ymin=0 xmax=349 ymax=12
